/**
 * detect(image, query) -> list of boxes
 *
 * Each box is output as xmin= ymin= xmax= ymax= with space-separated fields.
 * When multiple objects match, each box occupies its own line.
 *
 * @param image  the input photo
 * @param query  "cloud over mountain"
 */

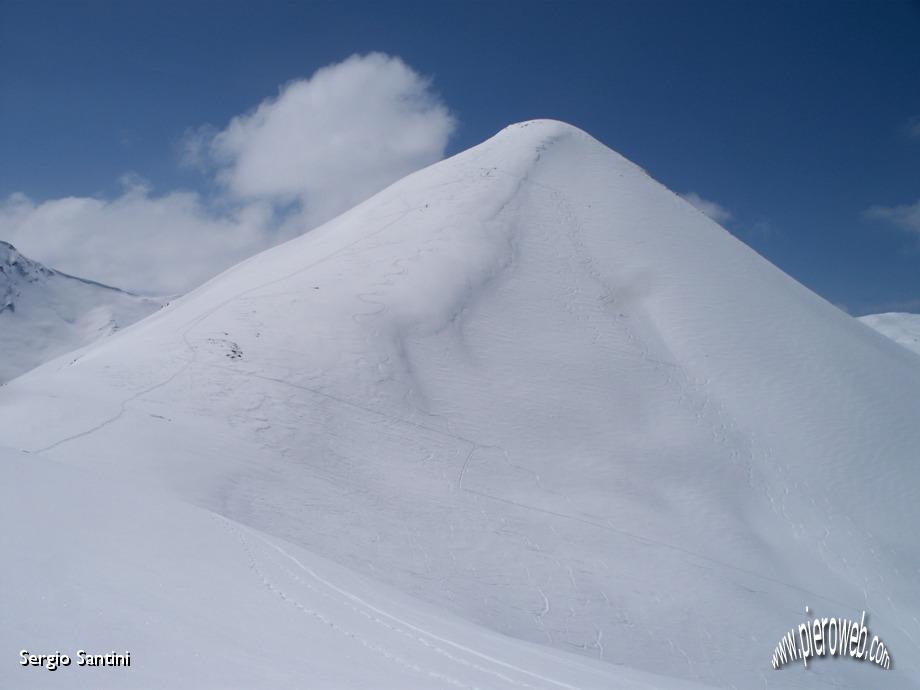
xmin=203 ymin=53 xmax=455 ymax=215
xmin=0 ymin=54 xmax=455 ymax=295
xmin=679 ymin=191 xmax=733 ymax=224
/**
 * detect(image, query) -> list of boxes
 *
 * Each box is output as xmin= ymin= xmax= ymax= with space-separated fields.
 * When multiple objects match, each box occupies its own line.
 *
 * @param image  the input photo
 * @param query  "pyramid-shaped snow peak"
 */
xmin=2 ymin=121 xmax=918 ymax=689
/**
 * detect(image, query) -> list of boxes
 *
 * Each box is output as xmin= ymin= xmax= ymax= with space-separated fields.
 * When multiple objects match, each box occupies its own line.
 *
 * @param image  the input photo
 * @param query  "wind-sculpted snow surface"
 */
xmin=2 ymin=121 xmax=919 ymax=688
xmin=0 ymin=241 xmax=159 ymax=383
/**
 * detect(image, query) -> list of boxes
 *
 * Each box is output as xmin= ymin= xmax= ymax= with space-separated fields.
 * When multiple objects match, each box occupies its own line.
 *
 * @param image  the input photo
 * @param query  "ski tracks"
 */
xmin=218 ymin=515 xmax=589 ymax=690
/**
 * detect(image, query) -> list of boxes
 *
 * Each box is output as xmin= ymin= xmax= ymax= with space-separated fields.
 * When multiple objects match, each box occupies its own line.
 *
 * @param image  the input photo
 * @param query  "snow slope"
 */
xmin=2 ymin=121 xmax=918 ymax=689
xmin=3 ymin=445 xmax=705 ymax=690
xmin=0 ymin=241 xmax=159 ymax=383
xmin=859 ymin=312 xmax=920 ymax=357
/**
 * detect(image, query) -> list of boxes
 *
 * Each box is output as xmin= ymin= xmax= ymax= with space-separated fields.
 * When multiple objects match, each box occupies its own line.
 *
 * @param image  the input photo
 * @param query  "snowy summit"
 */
xmin=2 ymin=121 xmax=919 ymax=689
xmin=0 ymin=240 xmax=159 ymax=383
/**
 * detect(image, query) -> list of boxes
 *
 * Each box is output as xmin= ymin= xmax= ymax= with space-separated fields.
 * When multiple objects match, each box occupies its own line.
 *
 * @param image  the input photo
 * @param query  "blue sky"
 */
xmin=1 ymin=0 xmax=919 ymax=313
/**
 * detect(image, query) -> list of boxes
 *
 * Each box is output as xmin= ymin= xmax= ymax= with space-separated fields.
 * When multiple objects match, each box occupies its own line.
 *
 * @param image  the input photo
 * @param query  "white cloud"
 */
xmin=680 ymin=192 xmax=733 ymax=224
xmin=0 ymin=181 xmax=274 ymax=295
xmin=906 ymin=117 xmax=920 ymax=140
xmin=1 ymin=53 xmax=455 ymax=295
xmin=864 ymin=199 xmax=920 ymax=236
xmin=204 ymin=52 xmax=455 ymax=223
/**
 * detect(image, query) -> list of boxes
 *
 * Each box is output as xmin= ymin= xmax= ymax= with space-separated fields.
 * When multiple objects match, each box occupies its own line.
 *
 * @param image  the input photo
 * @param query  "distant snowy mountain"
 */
xmin=2 ymin=121 xmax=918 ymax=689
xmin=0 ymin=240 xmax=159 ymax=383
xmin=859 ymin=312 xmax=920 ymax=356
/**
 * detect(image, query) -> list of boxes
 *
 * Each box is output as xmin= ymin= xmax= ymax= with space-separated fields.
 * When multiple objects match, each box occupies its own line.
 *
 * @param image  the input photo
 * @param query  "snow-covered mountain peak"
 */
xmin=482 ymin=119 xmax=639 ymax=175
xmin=2 ymin=125 xmax=919 ymax=688
xmin=495 ymin=118 xmax=588 ymax=142
xmin=0 ymin=238 xmax=23 ymax=261
xmin=1 ymin=240 xmax=54 ymax=311
xmin=0 ymin=239 xmax=54 ymax=275
xmin=0 ymin=241 xmax=160 ymax=382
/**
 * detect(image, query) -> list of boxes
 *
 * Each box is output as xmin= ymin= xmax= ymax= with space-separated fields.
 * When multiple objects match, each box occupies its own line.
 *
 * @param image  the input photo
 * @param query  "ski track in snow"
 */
xmin=222 ymin=516 xmax=595 ymax=690
xmin=30 ymin=202 xmax=425 ymax=455
xmin=29 ymin=214 xmax=849 ymax=617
